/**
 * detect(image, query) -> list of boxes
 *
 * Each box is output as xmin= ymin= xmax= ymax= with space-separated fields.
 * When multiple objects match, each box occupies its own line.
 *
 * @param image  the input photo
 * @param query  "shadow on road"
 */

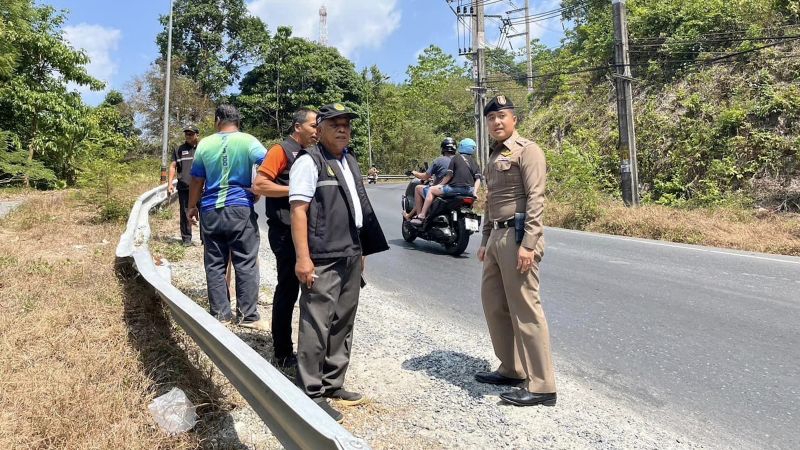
xmin=115 ymin=259 xmax=248 ymax=448
xmin=401 ymin=350 xmax=495 ymax=398
xmin=387 ymin=238 xmax=472 ymax=259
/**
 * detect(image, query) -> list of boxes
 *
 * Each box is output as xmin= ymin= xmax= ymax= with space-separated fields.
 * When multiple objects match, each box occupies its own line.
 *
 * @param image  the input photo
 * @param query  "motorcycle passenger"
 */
xmin=404 ymin=138 xmax=457 ymax=220
xmin=411 ymin=139 xmax=475 ymax=224
xmin=457 ymin=138 xmax=483 ymax=194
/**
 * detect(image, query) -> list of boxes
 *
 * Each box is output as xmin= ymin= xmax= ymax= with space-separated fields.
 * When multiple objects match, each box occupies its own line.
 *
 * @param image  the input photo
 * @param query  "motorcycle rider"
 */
xmin=411 ymin=138 xmax=476 ymax=224
xmin=403 ymin=138 xmax=457 ymax=220
xmin=367 ymin=165 xmax=379 ymax=184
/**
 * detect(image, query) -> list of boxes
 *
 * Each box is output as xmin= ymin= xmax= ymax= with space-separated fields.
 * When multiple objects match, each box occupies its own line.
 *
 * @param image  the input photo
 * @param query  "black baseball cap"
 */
xmin=183 ymin=124 xmax=199 ymax=133
xmin=483 ymin=95 xmax=515 ymax=116
xmin=316 ymin=103 xmax=359 ymax=124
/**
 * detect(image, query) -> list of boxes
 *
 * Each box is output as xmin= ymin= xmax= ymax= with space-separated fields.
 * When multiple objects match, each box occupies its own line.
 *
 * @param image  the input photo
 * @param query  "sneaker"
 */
xmin=239 ymin=319 xmax=269 ymax=331
xmin=314 ymin=398 xmax=343 ymax=423
xmin=323 ymin=388 xmax=365 ymax=406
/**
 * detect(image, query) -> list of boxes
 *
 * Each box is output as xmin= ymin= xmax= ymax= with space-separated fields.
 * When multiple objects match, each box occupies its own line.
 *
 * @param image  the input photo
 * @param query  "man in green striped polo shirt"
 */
xmin=188 ymin=104 xmax=269 ymax=330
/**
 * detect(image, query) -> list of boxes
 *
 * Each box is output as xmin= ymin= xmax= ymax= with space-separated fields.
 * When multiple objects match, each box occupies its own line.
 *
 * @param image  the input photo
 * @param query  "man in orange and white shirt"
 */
xmin=252 ymin=108 xmax=318 ymax=368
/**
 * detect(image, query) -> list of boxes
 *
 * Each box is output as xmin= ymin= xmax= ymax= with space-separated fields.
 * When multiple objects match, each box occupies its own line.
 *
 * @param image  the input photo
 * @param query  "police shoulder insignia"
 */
xmin=501 ymin=149 xmax=513 ymax=157
xmin=326 ymin=164 xmax=336 ymax=177
xmin=497 ymin=95 xmax=507 ymax=106
xmin=333 ymin=103 xmax=345 ymax=111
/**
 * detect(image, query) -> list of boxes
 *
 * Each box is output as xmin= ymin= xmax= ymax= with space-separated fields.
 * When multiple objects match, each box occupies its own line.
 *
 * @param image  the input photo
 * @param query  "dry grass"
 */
xmin=547 ymin=199 xmax=800 ymax=256
xmin=0 ymin=181 xmax=236 ymax=449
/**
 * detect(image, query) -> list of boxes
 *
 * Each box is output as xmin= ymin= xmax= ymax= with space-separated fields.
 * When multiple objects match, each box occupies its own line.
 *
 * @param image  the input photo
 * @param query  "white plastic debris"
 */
xmin=148 ymin=387 xmax=198 ymax=435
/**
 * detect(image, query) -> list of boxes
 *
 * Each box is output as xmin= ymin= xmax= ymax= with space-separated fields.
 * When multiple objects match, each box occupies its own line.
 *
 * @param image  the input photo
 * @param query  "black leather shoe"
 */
xmin=500 ymin=389 xmax=557 ymax=407
xmin=275 ymin=353 xmax=297 ymax=368
xmin=314 ymin=398 xmax=343 ymax=423
xmin=474 ymin=371 xmax=525 ymax=386
xmin=323 ymin=388 xmax=365 ymax=406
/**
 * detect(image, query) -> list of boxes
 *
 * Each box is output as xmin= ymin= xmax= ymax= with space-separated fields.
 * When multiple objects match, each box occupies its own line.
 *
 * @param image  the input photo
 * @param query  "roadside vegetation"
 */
xmin=0 ymin=160 xmax=208 ymax=448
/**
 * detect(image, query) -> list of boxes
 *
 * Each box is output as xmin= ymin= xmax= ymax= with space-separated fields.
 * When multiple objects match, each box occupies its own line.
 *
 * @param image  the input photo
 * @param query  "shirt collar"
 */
xmin=494 ymin=131 xmax=520 ymax=153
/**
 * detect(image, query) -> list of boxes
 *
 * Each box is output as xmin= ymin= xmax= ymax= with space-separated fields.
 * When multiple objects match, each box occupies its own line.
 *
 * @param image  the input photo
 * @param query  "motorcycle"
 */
xmin=367 ymin=173 xmax=378 ymax=184
xmin=400 ymin=167 xmax=481 ymax=256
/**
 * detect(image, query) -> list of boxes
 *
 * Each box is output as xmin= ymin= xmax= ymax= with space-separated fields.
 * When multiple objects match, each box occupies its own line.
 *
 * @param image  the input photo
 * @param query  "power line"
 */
xmin=630 ymin=33 xmax=800 ymax=49
xmin=630 ymin=23 xmax=800 ymax=43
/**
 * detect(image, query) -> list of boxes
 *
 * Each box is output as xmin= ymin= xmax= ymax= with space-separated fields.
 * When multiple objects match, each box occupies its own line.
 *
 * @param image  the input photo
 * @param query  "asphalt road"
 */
xmin=257 ymin=184 xmax=800 ymax=448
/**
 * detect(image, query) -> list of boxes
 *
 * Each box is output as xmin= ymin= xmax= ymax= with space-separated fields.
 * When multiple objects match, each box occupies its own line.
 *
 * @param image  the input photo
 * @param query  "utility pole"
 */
xmin=474 ymin=0 xmax=488 ymax=168
xmin=525 ymin=0 xmax=533 ymax=94
xmin=612 ymin=0 xmax=639 ymax=206
xmin=365 ymin=80 xmax=373 ymax=169
xmin=160 ymin=0 xmax=174 ymax=183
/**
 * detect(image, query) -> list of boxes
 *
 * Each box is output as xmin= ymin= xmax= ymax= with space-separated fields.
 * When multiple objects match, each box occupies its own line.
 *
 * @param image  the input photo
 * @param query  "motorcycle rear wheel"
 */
xmin=444 ymin=218 xmax=469 ymax=256
xmin=401 ymin=220 xmax=417 ymax=243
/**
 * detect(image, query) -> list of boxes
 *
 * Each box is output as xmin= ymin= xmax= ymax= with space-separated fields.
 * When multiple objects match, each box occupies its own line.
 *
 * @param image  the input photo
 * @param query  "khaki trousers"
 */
xmin=481 ymin=227 xmax=556 ymax=393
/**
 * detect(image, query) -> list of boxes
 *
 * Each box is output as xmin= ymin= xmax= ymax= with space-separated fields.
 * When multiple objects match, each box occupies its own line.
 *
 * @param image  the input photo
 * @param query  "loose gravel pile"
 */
xmin=168 ymin=230 xmax=724 ymax=450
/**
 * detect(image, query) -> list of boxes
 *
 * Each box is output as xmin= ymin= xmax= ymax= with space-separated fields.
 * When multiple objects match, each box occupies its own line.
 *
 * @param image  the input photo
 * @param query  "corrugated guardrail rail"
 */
xmin=116 ymin=183 xmax=370 ymax=450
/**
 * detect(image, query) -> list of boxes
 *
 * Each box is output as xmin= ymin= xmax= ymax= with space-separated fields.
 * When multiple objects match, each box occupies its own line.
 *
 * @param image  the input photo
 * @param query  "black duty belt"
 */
xmin=491 ymin=219 xmax=515 ymax=229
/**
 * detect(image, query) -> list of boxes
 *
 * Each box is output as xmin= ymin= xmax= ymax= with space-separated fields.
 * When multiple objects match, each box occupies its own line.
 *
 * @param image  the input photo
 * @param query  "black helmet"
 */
xmin=440 ymin=137 xmax=457 ymax=153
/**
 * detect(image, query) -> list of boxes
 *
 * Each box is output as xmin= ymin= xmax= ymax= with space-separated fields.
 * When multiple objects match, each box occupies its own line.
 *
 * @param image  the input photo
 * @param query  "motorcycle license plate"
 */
xmin=465 ymin=218 xmax=480 ymax=232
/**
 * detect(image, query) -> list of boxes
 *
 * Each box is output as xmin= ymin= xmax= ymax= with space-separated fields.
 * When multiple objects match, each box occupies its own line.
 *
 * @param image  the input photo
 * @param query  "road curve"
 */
xmin=257 ymin=183 xmax=800 ymax=448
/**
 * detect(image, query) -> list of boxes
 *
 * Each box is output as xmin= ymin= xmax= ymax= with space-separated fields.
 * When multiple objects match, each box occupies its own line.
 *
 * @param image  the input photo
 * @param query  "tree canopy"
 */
xmin=156 ymin=0 xmax=268 ymax=99
xmin=0 ymin=1 xmax=137 ymax=187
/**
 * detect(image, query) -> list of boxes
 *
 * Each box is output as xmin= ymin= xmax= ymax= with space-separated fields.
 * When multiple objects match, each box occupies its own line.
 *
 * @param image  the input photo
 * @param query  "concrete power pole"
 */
xmin=160 ymin=0 xmax=174 ymax=183
xmin=473 ymin=0 xmax=488 ymax=168
xmin=525 ymin=0 xmax=533 ymax=94
xmin=612 ymin=0 xmax=640 ymax=206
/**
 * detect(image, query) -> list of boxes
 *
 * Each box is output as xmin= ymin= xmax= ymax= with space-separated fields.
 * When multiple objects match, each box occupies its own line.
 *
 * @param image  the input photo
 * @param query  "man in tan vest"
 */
xmin=475 ymin=95 xmax=557 ymax=407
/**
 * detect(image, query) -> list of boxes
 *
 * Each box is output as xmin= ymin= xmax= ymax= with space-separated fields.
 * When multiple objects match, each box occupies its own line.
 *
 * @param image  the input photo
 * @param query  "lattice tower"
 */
xmin=319 ymin=5 xmax=328 ymax=46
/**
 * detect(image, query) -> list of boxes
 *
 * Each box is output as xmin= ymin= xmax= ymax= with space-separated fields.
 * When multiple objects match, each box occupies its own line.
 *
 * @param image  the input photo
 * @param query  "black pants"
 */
xmin=200 ymin=206 xmax=261 ymax=323
xmin=177 ymin=189 xmax=192 ymax=243
xmin=297 ymin=255 xmax=362 ymax=398
xmin=267 ymin=221 xmax=300 ymax=359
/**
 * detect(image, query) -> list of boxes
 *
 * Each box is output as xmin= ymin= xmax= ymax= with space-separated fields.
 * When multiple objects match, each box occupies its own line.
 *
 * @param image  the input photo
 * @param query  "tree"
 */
xmin=156 ymin=0 xmax=269 ymax=99
xmin=0 ymin=2 xmax=106 ymax=185
xmin=0 ymin=0 xmax=29 ymax=79
xmin=0 ymin=2 xmax=140 ymax=187
xmin=126 ymin=61 xmax=215 ymax=153
xmin=237 ymin=26 xmax=362 ymax=140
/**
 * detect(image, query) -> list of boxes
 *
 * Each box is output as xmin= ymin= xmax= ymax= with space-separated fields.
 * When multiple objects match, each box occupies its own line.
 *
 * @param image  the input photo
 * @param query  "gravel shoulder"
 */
xmin=165 ymin=224 xmax=731 ymax=449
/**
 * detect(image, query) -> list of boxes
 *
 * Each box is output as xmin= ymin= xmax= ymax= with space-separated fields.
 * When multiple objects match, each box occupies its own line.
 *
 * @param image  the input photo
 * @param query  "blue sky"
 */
xmin=48 ymin=0 xmax=567 ymax=105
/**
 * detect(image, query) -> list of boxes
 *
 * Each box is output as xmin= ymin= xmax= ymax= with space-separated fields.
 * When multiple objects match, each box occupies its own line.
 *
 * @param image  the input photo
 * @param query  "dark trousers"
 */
xmin=177 ymin=189 xmax=192 ymax=242
xmin=297 ymin=255 xmax=362 ymax=398
xmin=267 ymin=221 xmax=300 ymax=359
xmin=200 ymin=206 xmax=261 ymax=323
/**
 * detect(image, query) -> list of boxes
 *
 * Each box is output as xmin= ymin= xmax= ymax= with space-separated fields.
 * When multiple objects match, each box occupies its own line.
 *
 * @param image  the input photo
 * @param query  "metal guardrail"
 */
xmin=376 ymin=174 xmax=410 ymax=180
xmin=116 ymin=184 xmax=370 ymax=450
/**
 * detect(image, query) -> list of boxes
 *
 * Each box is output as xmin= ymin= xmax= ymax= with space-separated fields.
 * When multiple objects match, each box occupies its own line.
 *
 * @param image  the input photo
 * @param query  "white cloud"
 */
xmin=247 ymin=0 xmax=401 ymax=57
xmin=63 ymin=24 xmax=122 ymax=97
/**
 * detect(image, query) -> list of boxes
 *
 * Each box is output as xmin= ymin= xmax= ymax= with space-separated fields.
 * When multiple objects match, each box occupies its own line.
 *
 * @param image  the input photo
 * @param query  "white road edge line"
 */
xmin=549 ymin=227 xmax=800 ymax=266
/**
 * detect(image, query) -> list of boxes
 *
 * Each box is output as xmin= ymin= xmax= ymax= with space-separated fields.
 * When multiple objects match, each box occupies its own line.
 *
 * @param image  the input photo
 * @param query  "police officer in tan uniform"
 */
xmin=475 ymin=95 xmax=557 ymax=407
